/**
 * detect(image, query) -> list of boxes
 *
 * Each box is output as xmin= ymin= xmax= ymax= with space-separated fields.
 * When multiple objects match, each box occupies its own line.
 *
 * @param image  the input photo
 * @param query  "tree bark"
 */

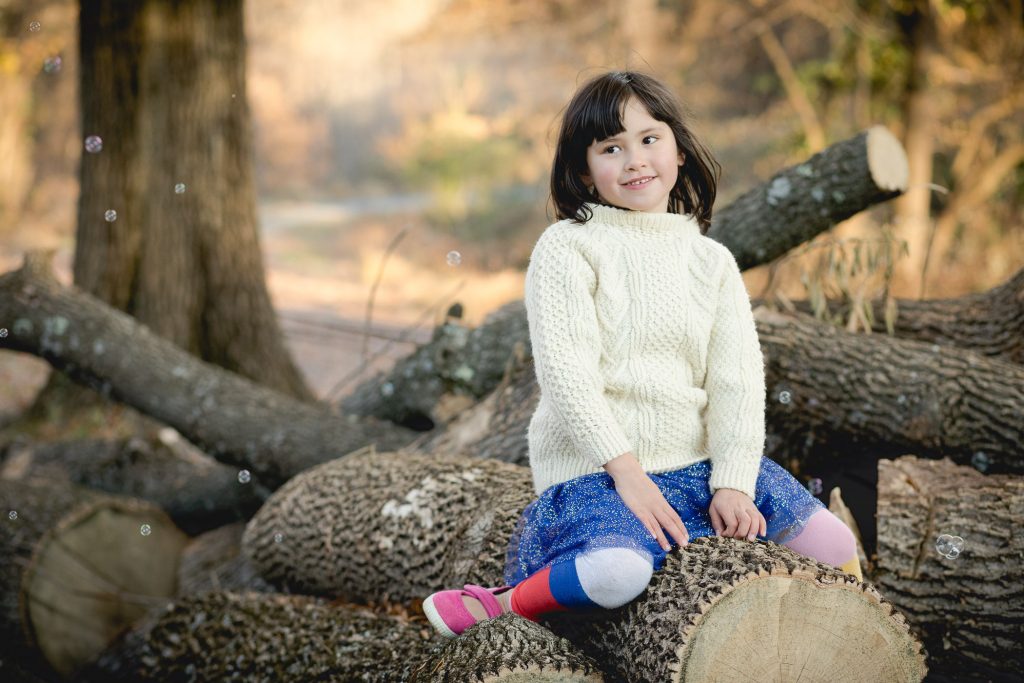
xmin=708 ymin=126 xmax=908 ymax=270
xmin=782 ymin=266 xmax=1024 ymax=365
xmin=242 ymin=450 xmax=534 ymax=600
xmin=80 ymin=592 xmax=602 ymax=683
xmin=755 ymin=308 xmax=1024 ymax=473
xmin=242 ymin=452 xmax=925 ymax=682
xmin=0 ymin=431 xmax=266 ymax=535
xmin=0 ymin=479 xmax=187 ymax=679
xmin=875 ymin=456 xmax=1024 ymax=682
xmin=0 ymin=254 xmax=417 ymax=488
xmin=76 ymin=0 xmax=310 ymax=400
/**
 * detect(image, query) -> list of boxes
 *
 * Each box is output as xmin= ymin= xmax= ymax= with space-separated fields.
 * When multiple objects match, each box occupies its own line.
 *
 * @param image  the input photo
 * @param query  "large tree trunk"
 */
xmin=75 ymin=0 xmax=310 ymax=401
xmin=242 ymin=451 xmax=926 ymax=682
xmin=0 ymin=479 xmax=187 ymax=679
xmin=0 ymin=255 xmax=417 ymax=488
xmin=875 ymin=456 xmax=1024 ymax=682
xmin=81 ymin=592 xmax=603 ymax=682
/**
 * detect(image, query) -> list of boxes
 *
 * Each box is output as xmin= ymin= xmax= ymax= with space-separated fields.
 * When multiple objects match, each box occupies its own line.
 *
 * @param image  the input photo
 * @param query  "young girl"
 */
xmin=422 ymin=70 xmax=861 ymax=638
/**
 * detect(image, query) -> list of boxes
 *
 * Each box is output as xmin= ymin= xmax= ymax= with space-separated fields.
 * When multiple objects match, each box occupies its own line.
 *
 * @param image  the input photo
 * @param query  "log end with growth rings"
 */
xmin=866 ymin=126 xmax=910 ymax=193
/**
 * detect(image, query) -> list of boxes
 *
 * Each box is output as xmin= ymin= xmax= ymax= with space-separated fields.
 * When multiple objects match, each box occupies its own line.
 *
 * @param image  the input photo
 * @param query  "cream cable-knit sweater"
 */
xmin=524 ymin=203 xmax=767 ymax=498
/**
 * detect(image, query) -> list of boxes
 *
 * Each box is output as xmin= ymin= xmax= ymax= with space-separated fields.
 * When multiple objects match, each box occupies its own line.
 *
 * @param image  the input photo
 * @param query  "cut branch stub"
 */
xmin=242 ymin=450 xmax=534 ymax=600
xmin=0 ymin=479 xmax=187 ymax=678
xmin=710 ymin=126 xmax=908 ymax=270
xmin=876 ymin=456 xmax=1024 ymax=679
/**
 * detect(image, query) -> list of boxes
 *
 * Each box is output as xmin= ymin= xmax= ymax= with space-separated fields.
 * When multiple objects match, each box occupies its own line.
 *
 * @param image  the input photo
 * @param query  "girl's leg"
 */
xmin=510 ymin=546 xmax=654 ymax=620
xmin=429 ymin=546 xmax=654 ymax=636
xmin=779 ymin=509 xmax=863 ymax=580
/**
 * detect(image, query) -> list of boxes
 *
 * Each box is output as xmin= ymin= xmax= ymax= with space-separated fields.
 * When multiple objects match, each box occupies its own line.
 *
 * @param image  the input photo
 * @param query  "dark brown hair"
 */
xmin=550 ymin=71 xmax=720 ymax=233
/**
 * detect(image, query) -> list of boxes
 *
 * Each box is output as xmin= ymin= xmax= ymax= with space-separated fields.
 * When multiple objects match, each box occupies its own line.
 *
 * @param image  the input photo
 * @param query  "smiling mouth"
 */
xmin=622 ymin=177 xmax=654 ymax=187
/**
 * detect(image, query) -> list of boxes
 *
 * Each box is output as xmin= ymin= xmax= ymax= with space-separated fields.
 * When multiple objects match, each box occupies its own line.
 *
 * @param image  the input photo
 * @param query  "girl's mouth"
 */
xmin=622 ymin=176 xmax=654 ymax=188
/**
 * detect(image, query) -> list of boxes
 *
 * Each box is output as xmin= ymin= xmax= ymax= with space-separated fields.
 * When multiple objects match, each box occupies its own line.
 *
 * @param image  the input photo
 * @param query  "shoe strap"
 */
xmin=462 ymin=584 xmax=503 ymax=619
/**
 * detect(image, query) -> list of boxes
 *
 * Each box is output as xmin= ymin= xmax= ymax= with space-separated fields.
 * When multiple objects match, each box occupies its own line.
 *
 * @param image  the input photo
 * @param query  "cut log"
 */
xmin=709 ymin=126 xmax=908 ymax=270
xmin=177 ymin=523 xmax=274 ymax=596
xmin=243 ymin=452 xmax=925 ymax=682
xmin=0 ymin=479 xmax=188 ymax=678
xmin=755 ymin=308 xmax=1024 ymax=473
xmin=242 ymin=448 xmax=535 ymax=600
xmin=0 ymin=430 xmax=266 ymax=535
xmin=80 ymin=592 xmax=602 ymax=682
xmin=784 ymin=266 xmax=1024 ymax=365
xmin=340 ymin=302 xmax=531 ymax=431
xmin=0 ymin=254 xmax=418 ymax=489
xmin=545 ymin=538 xmax=925 ymax=683
xmin=875 ymin=456 xmax=1024 ymax=681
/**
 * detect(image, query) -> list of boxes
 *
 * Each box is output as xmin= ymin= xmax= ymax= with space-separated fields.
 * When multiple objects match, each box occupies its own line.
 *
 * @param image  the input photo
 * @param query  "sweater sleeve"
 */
xmin=524 ymin=228 xmax=634 ymax=468
xmin=703 ymin=249 xmax=767 ymax=500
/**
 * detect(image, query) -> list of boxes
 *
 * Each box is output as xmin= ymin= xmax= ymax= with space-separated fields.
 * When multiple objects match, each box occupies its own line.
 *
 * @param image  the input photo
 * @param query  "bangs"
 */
xmin=569 ymin=78 xmax=675 ymax=153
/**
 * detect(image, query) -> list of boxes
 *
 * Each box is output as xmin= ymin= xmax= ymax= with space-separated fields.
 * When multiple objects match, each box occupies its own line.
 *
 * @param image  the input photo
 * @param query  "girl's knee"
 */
xmin=576 ymin=547 xmax=654 ymax=608
xmin=785 ymin=510 xmax=858 ymax=567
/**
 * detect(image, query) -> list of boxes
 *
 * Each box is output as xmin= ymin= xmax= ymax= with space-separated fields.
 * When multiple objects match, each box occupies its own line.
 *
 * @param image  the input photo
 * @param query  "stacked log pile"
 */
xmin=4 ymin=126 xmax=1021 ymax=679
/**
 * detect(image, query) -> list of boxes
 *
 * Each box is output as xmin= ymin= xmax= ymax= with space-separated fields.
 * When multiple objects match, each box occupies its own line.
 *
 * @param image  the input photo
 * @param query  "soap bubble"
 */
xmin=274 ymin=533 xmax=284 ymax=544
xmin=446 ymin=250 xmax=462 ymax=266
xmin=237 ymin=469 xmax=251 ymax=484
xmin=971 ymin=451 xmax=990 ymax=473
xmin=29 ymin=21 xmax=41 ymax=32
xmin=104 ymin=209 xmax=117 ymax=222
xmin=84 ymin=135 xmax=103 ymax=153
xmin=380 ymin=382 xmax=394 ymax=397
xmin=935 ymin=534 xmax=964 ymax=559
xmin=807 ymin=478 xmax=823 ymax=496
xmin=0 ymin=328 xmax=8 ymax=338
xmin=43 ymin=56 xmax=62 ymax=73
xmin=8 ymin=510 xmax=17 ymax=520
xmin=140 ymin=524 xmax=152 ymax=536
xmin=778 ymin=390 xmax=791 ymax=405
xmin=174 ymin=183 xmax=186 ymax=194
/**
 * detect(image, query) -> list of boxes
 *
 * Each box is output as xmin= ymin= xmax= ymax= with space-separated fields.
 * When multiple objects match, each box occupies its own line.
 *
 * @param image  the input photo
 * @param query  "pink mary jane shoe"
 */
xmin=422 ymin=584 xmax=514 ymax=638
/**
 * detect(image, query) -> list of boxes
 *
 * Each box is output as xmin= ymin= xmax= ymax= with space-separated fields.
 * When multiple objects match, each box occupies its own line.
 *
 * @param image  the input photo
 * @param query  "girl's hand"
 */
xmin=709 ymin=488 xmax=766 ymax=541
xmin=604 ymin=452 xmax=689 ymax=552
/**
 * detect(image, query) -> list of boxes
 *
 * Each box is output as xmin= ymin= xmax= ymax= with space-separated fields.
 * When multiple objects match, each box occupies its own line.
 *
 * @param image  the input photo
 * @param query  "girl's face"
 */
xmin=583 ymin=97 xmax=684 ymax=214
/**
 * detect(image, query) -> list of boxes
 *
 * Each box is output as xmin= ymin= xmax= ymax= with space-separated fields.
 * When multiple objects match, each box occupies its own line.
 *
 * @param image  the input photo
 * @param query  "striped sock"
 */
xmin=510 ymin=547 xmax=654 ymax=621
xmin=510 ymin=560 xmax=598 ymax=621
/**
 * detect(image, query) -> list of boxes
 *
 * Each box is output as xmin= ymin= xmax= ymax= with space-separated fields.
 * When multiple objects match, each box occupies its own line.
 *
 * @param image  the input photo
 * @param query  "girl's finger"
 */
xmin=737 ymin=511 xmax=754 ymax=540
xmin=709 ymin=506 xmax=724 ymax=536
xmin=723 ymin=514 xmax=738 ymax=537
xmin=758 ymin=512 xmax=767 ymax=538
xmin=660 ymin=510 xmax=688 ymax=547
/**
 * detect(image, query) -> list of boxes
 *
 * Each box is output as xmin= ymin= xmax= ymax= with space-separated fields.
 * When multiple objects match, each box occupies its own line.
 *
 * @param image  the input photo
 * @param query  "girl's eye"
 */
xmin=643 ymin=135 xmax=658 ymax=144
xmin=603 ymin=144 xmax=621 ymax=154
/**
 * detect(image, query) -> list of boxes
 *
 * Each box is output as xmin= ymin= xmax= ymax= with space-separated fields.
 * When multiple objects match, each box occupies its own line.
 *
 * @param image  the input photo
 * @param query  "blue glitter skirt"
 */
xmin=504 ymin=456 xmax=824 ymax=586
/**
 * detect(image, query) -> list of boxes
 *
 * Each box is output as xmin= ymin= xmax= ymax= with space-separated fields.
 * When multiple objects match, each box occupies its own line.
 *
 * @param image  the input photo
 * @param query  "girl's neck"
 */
xmin=584 ymin=202 xmax=700 ymax=236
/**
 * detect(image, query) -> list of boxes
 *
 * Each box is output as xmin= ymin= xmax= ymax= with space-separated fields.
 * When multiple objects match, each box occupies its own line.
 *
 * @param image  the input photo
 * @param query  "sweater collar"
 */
xmin=583 ymin=202 xmax=702 ymax=237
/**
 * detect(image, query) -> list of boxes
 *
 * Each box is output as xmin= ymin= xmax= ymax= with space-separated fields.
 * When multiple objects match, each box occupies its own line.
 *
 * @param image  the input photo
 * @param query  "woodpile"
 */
xmin=4 ymin=126 xmax=1020 ymax=679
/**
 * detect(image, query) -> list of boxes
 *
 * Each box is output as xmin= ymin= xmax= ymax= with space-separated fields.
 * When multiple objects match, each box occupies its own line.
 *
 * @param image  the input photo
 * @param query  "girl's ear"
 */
xmin=678 ymin=152 xmax=685 ymax=166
